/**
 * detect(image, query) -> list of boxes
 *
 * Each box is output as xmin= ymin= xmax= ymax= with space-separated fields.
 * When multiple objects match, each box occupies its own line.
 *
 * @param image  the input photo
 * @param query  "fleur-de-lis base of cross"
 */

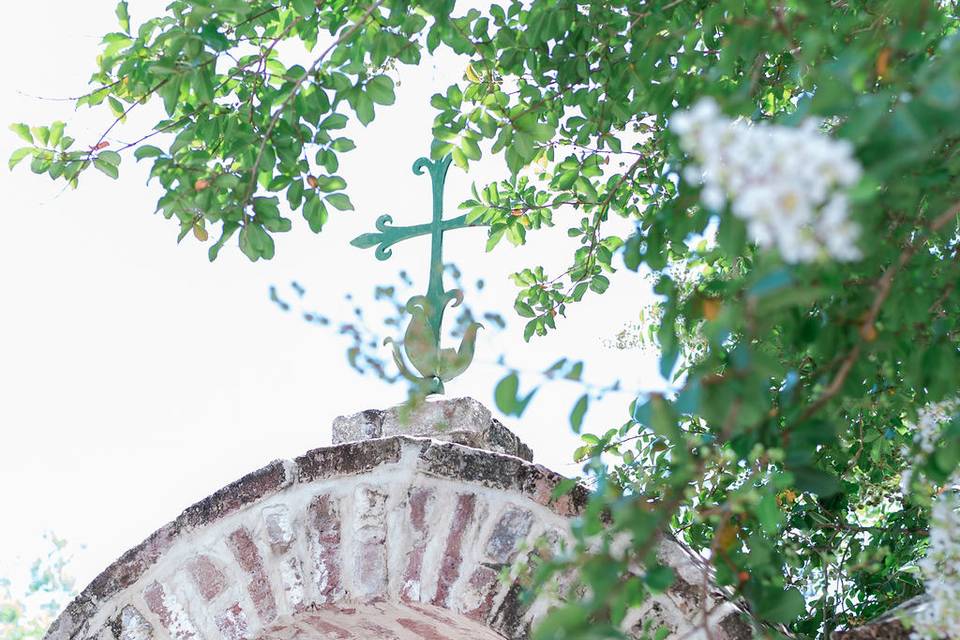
xmin=350 ymin=154 xmax=481 ymax=395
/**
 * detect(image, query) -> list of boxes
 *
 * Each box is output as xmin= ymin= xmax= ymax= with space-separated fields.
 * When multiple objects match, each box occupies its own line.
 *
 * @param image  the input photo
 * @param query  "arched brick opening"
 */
xmin=46 ymin=400 xmax=751 ymax=640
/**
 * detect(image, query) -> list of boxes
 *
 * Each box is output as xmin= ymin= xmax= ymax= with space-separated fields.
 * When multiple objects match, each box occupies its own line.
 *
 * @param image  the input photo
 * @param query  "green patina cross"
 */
xmin=350 ymin=154 xmax=481 ymax=395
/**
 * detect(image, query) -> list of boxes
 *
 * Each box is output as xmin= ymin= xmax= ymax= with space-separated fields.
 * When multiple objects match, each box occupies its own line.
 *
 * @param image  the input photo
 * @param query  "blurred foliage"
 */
xmin=0 ymin=534 xmax=77 ymax=640
xmin=11 ymin=0 xmax=960 ymax=637
xmin=269 ymin=263 xmax=507 ymax=382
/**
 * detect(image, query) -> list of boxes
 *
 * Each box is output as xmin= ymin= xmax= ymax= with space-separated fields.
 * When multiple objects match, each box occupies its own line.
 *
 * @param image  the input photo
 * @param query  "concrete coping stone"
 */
xmin=332 ymin=396 xmax=534 ymax=462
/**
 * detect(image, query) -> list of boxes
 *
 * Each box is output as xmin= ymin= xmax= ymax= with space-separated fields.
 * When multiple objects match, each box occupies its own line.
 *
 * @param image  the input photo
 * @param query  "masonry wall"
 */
xmin=46 ymin=436 xmax=751 ymax=640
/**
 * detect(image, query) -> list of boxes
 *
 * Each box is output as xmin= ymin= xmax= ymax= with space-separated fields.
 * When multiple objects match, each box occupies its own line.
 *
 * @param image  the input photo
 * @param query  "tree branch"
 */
xmin=243 ymin=0 xmax=385 ymax=212
xmin=798 ymin=199 xmax=960 ymax=422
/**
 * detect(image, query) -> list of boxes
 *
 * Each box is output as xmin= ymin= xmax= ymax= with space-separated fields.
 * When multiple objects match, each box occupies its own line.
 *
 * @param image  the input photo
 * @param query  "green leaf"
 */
xmin=239 ymin=223 xmax=275 ymax=261
xmin=495 ymin=372 xmax=520 ymax=415
xmin=354 ymin=92 xmax=375 ymax=126
xmin=252 ymin=196 xmax=280 ymax=219
xmin=644 ymin=566 xmax=674 ymax=593
xmin=134 ymin=145 xmax=163 ymax=160
xmin=176 ymin=220 xmax=193 ymax=244
xmin=325 ymin=193 xmax=353 ymax=211
xmin=291 ymin=0 xmax=314 ymax=17
xmin=10 ymin=123 xmax=33 ymax=144
xmin=331 ymin=137 xmax=356 ymax=152
xmin=749 ymin=269 xmax=793 ymax=297
xmin=303 ymin=195 xmax=328 ymax=232
xmin=30 ymin=155 xmax=50 ymax=174
xmin=48 ymin=161 xmax=64 ymax=180
xmin=287 ymin=180 xmax=304 ymax=209
xmin=214 ymin=174 xmax=239 ymax=188
xmin=514 ymin=300 xmax=535 ymax=317
xmin=461 ymin=136 xmax=481 ymax=161
xmin=791 ymin=467 xmax=841 ymax=497
xmin=208 ymin=221 xmax=239 ymax=261
xmin=550 ymin=477 xmax=578 ymax=501
xmin=315 ymin=176 xmax=346 ymax=192
xmin=48 ymin=121 xmax=65 ymax=148
xmin=320 ymin=113 xmax=348 ymax=130
xmin=262 ymin=216 xmax=292 ymax=233
xmin=366 ymin=75 xmax=396 ymax=106
xmin=570 ymin=393 xmax=589 ymax=433
xmin=193 ymin=68 xmax=215 ymax=104
xmin=108 ymin=96 xmax=125 ymax=118
xmin=8 ymin=147 xmax=33 ymax=170
xmin=659 ymin=342 xmax=679 ymax=379
xmin=159 ymin=77 xmax=181 ymax=116
xmin=31 ymin=126 xmax=50 ymax=146
xmin=756 ymin=588 xmax=805 ymax=624
xmin=98 ymin=150 xmax=121 ymax=166
xmin=200 ymin=21 xmax=230 ymax=51
xmin=589 ymin=274 xmax=609 ymax=294
xmin=115 ymin=0 xmax=130 ymax=32
xmin=494 ymin=371 xmax=536 ymax=417
xmin=94 ymin=157 xmax=119 ymax=179
xmin=757 ymin=492 xmax=783 ymax=535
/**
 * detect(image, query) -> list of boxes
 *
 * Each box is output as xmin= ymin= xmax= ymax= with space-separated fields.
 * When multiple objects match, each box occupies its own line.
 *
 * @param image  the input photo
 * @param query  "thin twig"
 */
xmin=17 ymin=78 xmax=124 ymax=102
xmin=89 ymin=78 xmax=169 ymax=152
xmin=797 ymin=200 xmax=960 ymax=423
xmin=227 ymin=4 xmax=279 ymax=33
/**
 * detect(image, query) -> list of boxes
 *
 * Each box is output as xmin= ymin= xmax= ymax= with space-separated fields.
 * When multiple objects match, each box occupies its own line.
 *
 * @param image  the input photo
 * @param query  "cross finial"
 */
xmin=350 ymin=154 xmax=481 ymax=395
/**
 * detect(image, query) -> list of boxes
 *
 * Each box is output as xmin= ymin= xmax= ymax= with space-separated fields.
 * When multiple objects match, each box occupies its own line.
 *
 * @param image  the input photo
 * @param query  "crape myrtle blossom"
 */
xmin=911 ymin=489 xmax=960 ymax=640
xmin=670 ymin=99 xmax=864 ymax=263
xmin=901 ymin=397 xmax=960 ymax=495
xmin=899 ymin=397 xmax=960 ymax=640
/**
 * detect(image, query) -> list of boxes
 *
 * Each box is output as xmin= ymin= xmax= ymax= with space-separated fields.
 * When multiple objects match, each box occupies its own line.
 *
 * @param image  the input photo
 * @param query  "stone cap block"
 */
xmin=332 ymin=396 xmax=534 ymax=462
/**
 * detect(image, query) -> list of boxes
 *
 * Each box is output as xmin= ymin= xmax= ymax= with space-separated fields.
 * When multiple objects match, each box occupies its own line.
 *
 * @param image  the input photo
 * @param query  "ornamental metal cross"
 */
xmin=350 ymin=154 xmax=481 ymax=396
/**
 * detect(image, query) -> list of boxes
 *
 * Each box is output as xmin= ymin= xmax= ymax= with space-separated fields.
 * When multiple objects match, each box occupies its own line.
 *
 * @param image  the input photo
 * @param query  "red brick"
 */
xmin=227 ymin=527 xmax=278 ymax=624
xmin=358 ymin=621 xmax=400 ymax=639
xmin=213 ymin=603 xmax=248 ymax=640
xmin=404 ymin=602 xmax=479 ymax=636
xmin=257 ymin=622 xmax=311 ymax=640
xmin=308 ymin=494 xmax=343 ymax=603
xmin=463 ymin=566 xmax=500 ymax=622
xmin=185 ymin=555 xmax=226 ymax=601
xmin=303 ymin=614 xmax=353 ymax=638
xmin=396 ymin=617 xmax=452 ymax=640
xmin=400 ymin=488 xmax=434 ymax=602
xmin=431 ymin=493 xmax=477 ymax=608
xmin=142 ymin=582 xmax=197 ymax=640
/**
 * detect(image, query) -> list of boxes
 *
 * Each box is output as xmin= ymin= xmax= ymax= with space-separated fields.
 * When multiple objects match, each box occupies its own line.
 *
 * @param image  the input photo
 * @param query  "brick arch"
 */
xmin=46 ymin=434 xmax=751 ymax=640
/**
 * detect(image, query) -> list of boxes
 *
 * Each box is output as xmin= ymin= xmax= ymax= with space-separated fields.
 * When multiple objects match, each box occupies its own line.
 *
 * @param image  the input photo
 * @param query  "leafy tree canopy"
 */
xmin=10 ymin=0 xmax=960 ymax=638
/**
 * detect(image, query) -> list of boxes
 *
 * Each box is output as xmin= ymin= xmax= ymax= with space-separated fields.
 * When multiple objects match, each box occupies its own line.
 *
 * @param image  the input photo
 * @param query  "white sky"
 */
xmin=0 ymin=1 xmax=664 ymax=597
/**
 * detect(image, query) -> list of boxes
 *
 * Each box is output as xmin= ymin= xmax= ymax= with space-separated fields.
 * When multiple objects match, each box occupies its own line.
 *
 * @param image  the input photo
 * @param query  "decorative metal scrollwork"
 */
xmin=350 ymin=155 xmax=482 ymax=395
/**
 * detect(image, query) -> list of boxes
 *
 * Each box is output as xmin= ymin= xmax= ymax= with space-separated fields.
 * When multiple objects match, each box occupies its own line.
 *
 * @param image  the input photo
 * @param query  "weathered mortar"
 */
xmin=45 ymin=398 xmax=751 ymax=640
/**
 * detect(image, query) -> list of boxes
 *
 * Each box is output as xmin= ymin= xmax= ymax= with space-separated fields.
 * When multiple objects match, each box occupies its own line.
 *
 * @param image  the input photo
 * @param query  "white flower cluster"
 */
xmin=912 ymin=491 xmax=960 ymax=640
xmin=914 ymin=398 xmax=959 ymax=456
xmin=901 ymin=397 xmax=960 ymax=640
xmin=670 ymin=99 xmax=863 ymax=263
xmin=901 ymin=397 xmax=960 ymax=494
